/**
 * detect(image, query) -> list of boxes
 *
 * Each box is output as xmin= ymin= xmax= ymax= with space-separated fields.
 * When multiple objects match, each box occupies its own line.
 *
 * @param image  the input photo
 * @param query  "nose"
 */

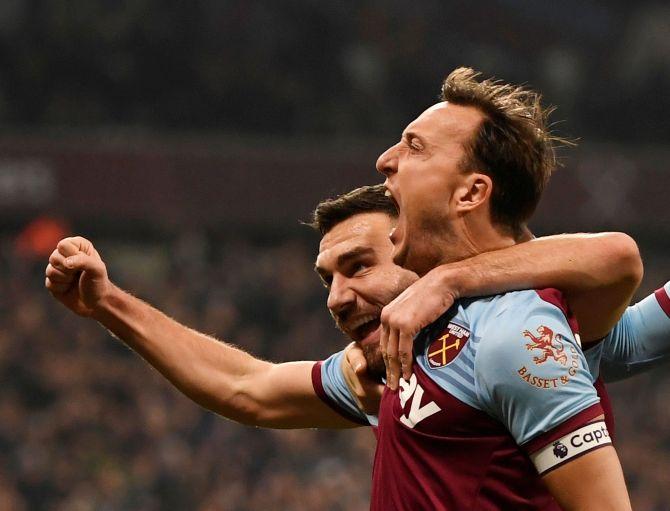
xmin=376 ymin=142 xmax=399 ymax=179
xmin=327 ymin=274 xmax=356 ymax=318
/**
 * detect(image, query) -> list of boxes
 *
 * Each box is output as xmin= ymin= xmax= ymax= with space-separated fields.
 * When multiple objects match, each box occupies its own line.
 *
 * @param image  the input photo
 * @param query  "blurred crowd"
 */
xmin=0 ymin=229 xmax=669 ymax=510
xmin=0 ymin=0 xmax=667 ymax=509
xmin=0 ymin=0 xmax=668 ymax=142
xmin=0 ymin=233 xmax=374 ymax=511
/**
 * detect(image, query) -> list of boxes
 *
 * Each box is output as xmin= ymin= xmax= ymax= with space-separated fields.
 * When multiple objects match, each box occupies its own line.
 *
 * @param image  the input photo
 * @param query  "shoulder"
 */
xmin=477 ymin=289 xmax=579 ymax=365
xmin=471 ymin=288 xmax=589 ymax=403
xmin=470 ymin=290 xmax=601 ymax=445
xmin=419 ymin=289 xmax=580 ymax=382
xmin=413 ymin=290 xmax=581 ymax=407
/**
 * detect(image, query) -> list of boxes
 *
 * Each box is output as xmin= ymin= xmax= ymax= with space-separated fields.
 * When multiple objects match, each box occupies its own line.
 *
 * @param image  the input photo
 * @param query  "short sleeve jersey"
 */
xmin=313 ymin=284 xmax=670 ymax=510
xmin=314 ymin=288 xmax=612 ymax=511
xmin=586 ymin=282 xmax=670 ymax=382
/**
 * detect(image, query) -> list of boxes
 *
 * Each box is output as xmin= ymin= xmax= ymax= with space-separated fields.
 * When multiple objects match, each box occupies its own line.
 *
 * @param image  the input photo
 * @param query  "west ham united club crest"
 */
xmin=426 ymin=322 xmax=470 ymax=368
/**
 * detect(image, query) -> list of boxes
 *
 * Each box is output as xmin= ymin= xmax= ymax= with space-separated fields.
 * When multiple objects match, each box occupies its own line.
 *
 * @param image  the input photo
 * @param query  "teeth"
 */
xmin=384 ymin=189 xmax=399 ymax=208
xmin=349 ymin=314 xmax=378 ymax=331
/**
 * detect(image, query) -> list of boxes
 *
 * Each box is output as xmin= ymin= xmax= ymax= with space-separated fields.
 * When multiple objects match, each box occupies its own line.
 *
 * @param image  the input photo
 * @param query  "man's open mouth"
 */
xmin=350 ymin=316 xmax=381 ymax=344
xmin=384 ymin=188 xmax=400 ymax=212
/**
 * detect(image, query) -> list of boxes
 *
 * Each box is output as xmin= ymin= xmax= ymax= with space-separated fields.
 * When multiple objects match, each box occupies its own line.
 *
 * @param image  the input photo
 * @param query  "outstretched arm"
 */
xmin=381 ymin=232 xmax=642 ymax=389
xmin=45 ymin=236 xmax=362 ymax=429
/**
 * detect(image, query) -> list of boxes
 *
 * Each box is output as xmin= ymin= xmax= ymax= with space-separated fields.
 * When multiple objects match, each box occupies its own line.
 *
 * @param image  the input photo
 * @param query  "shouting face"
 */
xmin=376 ymin=102 xmax=485 ymax=275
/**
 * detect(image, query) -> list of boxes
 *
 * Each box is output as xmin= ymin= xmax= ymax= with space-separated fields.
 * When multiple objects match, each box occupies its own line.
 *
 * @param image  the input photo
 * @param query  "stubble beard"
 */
xmin=362 ymin=342 xmax=386 ymax=381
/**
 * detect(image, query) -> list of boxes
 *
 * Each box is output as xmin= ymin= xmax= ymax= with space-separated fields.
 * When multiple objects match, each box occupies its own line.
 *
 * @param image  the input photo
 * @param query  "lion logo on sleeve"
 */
xmin=522 ymin=326 xmax=568 ymax=366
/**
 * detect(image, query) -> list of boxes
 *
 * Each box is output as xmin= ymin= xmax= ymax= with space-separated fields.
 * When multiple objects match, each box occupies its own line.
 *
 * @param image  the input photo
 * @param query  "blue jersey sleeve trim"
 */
xmin=599 ymin=284 xmax=670 ymax=382
xmin=311 ymin=352 xmax=371 ymax=426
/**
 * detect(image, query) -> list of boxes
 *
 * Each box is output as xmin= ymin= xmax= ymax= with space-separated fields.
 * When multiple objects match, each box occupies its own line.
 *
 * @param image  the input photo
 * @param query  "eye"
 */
xmin=352 ymin=262 xmax=371 ymax=276
xmin=410 ymin=139 xmax=423 ymax=151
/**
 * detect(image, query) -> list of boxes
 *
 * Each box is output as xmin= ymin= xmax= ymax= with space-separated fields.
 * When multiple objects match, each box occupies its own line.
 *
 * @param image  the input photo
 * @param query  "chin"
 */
xmin=362 ymin=343 xmax=386 ymax=381
xmin=402 ymin=241 xmax=446 ymax=276
xmin=396 ymin=250 xmax=425 ymax=276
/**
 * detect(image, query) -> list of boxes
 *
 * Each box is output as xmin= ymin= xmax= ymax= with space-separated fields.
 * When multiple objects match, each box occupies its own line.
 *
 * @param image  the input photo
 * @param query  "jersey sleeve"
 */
xmin=600 ymin=282 xmax=670 ymax=382
xmin=311 ymin=350 xmax=371 ymax=426
xmin=475 ymin=292 xmax=609 ymax=475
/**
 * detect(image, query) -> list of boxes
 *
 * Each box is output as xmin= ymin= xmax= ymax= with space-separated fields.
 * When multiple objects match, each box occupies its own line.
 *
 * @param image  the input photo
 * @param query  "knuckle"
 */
xmin=395 ymin=318 xmax=410 ymax=331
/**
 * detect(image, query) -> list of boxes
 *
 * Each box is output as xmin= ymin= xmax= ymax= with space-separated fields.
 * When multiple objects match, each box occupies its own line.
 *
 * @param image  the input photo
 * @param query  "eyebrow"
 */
xmin=336 ymin=245 xmax=374 ymax=266
xmin=314 ymin=245 xmax=375 ymax=276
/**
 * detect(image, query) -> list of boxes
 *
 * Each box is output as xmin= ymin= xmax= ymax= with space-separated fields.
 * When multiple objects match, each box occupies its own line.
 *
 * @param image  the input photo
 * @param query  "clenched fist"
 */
xmin=45 ymin=236 xmax=111 ymax=317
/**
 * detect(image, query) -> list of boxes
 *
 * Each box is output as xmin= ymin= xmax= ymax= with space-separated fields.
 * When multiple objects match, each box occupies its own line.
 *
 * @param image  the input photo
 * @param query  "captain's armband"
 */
xmin=530 ymin=420 xmax=612 ymax=476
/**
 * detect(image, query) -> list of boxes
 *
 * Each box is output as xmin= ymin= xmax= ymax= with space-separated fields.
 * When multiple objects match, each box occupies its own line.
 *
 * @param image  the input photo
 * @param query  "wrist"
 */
xmin=90 ymin=282 xmax=121 ymax=321
xmin=434 ymin=264 xmax=465 ymax=301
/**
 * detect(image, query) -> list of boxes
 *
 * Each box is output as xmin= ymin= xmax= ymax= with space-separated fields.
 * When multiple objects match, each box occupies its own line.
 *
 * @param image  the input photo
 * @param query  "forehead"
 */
xmin=405 ymin=101 xmax=483 ymax=144
xmin=316 ymin=212 xmax=393 ymax=268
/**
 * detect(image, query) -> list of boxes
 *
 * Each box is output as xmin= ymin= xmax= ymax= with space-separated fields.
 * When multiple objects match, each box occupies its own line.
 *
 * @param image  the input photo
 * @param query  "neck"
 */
xmin=437 ymin=215 xmax=517 ymax=266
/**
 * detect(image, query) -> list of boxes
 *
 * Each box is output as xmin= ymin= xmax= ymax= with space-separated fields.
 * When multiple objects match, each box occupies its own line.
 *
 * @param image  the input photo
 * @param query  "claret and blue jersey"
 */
xmin=312 ymin=282 xmax=670 ymax=511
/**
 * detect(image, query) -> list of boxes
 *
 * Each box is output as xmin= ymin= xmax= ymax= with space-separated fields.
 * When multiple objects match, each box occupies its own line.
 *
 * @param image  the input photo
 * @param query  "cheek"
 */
xmin=376 ymin=270 xmax=414 ymax=302
xmin=409 ymin=162 xmax=460 ymax=202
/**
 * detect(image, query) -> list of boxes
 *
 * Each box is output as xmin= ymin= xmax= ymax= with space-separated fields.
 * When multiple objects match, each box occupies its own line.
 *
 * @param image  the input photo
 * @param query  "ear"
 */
xmin=454 ymin=172 xmax=492 ymax=213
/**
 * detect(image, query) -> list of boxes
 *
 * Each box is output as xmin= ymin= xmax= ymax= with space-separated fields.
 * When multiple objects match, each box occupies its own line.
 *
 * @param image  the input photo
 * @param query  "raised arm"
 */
xmin=45 ymin=236 xmax=362 ymax=429
xmin=380 ymin=232 xmax=642 ymax=389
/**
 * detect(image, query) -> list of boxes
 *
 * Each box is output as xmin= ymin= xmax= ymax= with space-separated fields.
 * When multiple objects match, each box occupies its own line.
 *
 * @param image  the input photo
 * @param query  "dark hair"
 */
xmin=440 ymin=67 xmax=571 ymax=236
xmin=308 ymin=184 xmax=397 ymax=235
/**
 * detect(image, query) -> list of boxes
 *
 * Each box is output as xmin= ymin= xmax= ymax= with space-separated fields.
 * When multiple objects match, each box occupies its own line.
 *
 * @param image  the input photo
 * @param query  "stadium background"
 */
xmin=1 ymin=1 xmax=669 ymax=509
